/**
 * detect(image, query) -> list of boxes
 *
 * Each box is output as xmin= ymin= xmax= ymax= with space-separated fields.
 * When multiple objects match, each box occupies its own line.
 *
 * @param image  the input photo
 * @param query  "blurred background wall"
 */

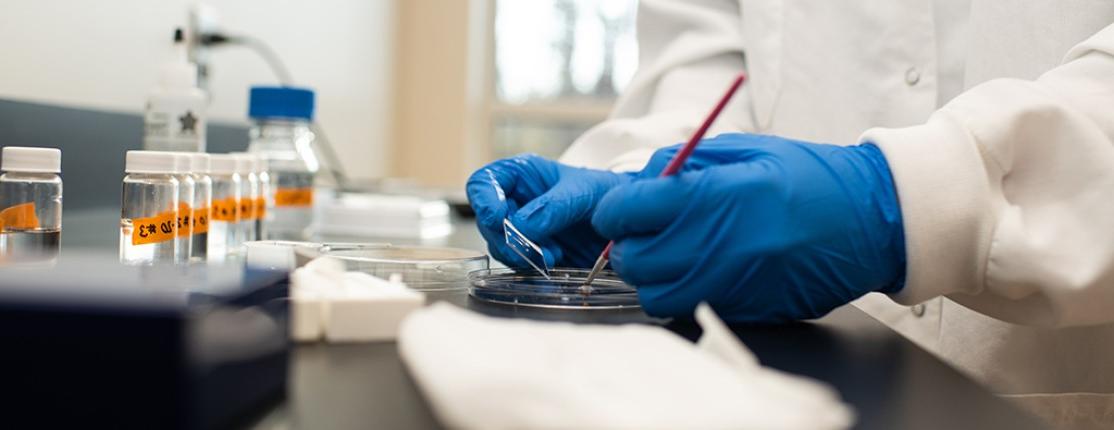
xmin=0 ymin=0 xmax=638 ymax=188
xmin=0 ymin=0 xmax=396 ymax=180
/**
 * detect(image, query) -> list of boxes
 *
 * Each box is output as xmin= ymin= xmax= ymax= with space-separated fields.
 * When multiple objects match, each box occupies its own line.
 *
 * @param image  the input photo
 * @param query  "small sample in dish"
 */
xmin=469 ymin=268 xmax=640 ymax=310
xmin=322 ymin=244 xmax=489 ymax=291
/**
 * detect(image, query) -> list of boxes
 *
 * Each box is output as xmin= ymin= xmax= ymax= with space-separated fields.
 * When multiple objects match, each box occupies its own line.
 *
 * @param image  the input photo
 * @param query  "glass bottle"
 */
xmin=250 ymin=154 xmax=270 ymax=240
xmin=0 ymin=147 xmax=63 ymax=263
xmin=207 ymin=154 xmax=242 ymax=261
xmin=246 ymin=86 xmax=319 ymax=240
xmin=190 ymin=153 xmax=212 ymax=262
xmin=120 ymin=150 xmax=180 ymax=264
xmin=172 ymin=153 xmax=195 ymax=263
xmin=234 ymin=153 xmax=259 ymax=244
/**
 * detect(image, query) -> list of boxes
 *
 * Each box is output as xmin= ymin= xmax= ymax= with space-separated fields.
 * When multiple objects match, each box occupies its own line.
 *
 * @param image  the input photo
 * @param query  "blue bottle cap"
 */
xmin=248 ymin=86 xmax=315 ymax=121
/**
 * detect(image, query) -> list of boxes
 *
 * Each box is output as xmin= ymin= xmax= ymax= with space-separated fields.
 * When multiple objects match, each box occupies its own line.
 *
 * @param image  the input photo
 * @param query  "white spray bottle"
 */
xmin=143 ymin=28 xmax=207 ymax=152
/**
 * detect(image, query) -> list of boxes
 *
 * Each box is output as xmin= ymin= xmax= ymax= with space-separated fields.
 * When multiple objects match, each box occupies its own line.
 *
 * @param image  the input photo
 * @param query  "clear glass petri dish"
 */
xmin=320 ymin=244 xmax=488 ymax=291
xmin=468 ymin=268 xmax=640 ymax=310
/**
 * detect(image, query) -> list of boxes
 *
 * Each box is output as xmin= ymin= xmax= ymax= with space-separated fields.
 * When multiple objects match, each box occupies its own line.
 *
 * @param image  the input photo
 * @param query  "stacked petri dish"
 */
xmin=468 ymin=268 xmax=640 ymax=310
xmin=242 ymin=240 xmax=638 ymax=309
xmin=321 ymin=244 xmax=488 ymax=292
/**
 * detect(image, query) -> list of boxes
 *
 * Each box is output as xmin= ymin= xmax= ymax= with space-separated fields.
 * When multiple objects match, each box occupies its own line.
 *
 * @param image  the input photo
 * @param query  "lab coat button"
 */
xmin=910 ymin=303 xmax=926 ymax=317
xmin=904 ymin=67 xmax=921 ymax=86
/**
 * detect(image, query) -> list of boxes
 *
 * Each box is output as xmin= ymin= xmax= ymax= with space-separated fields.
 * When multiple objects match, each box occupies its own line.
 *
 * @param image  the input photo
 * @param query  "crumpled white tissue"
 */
xmin=398 ymin=303 xmax=855 ymax=430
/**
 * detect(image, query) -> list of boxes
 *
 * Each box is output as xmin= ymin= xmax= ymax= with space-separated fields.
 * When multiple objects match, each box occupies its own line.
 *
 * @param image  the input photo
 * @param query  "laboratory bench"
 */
xmin=54 ymin=208 xmax=1046 ymax=430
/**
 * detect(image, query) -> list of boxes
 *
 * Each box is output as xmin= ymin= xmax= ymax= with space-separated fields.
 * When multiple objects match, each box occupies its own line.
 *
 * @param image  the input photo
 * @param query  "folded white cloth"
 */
xmin=290 ymin=257 xmax=425 ymax=342
xmin=398 ymin=303 xmax=854 ymax=430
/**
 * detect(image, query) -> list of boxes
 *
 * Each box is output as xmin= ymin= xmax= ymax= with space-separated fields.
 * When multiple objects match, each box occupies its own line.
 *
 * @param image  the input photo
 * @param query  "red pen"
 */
xmin=580 ymin=73 xmax=747 ymax=291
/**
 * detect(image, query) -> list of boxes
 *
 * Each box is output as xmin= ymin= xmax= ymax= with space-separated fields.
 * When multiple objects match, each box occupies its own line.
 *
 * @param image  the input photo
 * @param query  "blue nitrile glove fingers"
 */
xmin=592 ymin=133 xmax=906 ymax=323
xmin=466 ymin=154 xmax=632 ymax=269
xmin=466 ymin=160 xmax=532 ymax=267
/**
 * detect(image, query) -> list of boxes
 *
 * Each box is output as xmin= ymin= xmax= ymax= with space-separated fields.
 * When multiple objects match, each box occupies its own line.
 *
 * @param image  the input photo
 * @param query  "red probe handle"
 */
xmin=599 ymin=73 xmax=747 ymax=260
xmin=659 ymin=74 xmax=747 ymax=177
xmin=600 ymin=242 xmax=614 ymax=260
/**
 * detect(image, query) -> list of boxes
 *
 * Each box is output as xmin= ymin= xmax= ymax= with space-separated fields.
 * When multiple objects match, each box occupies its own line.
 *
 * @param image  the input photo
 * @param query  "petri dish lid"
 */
xmin=321 ymin=244 xmax=488 ymax=291
xmin=468 ymin=268 xmax=640 ymax=310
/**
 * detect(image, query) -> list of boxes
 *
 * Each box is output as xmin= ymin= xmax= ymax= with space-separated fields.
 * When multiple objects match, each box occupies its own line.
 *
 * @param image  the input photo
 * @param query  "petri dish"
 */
xmin=468 ymin=268 xmax=640 ymax=310
xmin=321 ymin=244 xmax=488 ymax=291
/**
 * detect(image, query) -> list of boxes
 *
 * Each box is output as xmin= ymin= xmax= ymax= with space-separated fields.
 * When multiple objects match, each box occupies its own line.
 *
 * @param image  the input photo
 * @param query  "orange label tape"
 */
xmin=238 ymin=198 xmax=252 ymax=220
xmin=177 ymin=203 xmax=193 ymax=237
xmin=254 ymin=198 xmax=267 ymax=219
xmin=274 ymin=187 xmax=313 ymax=207
xmin=211 ymin=198 xmax=238 ymax=222
xmin=0 ymin=202 xmax=40 ymax=231
xmin=131 ymin=211 xmax=178 ymax=246
xmin=192 ymin=206 xmax=210 ymax=234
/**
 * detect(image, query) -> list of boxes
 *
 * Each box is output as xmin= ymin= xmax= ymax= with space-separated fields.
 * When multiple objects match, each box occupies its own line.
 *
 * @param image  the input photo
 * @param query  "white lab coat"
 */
xmin=560 ymin=1 xmax=1114 ymax=429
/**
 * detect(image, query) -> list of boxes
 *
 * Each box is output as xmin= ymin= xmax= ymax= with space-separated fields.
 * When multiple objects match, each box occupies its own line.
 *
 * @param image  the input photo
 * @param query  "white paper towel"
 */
xmin=398 ymin=303 xmax=854 ymax=430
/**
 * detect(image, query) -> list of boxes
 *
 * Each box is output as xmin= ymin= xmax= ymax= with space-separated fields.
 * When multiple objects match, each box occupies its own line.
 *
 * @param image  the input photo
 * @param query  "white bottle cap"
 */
xmin=190 ymin=153 xmax=211 ymax=174
xmin=172 ymin=152 xmax=194 ymax=175
xmin=2 ymin=147 xmax=61 ymax=173
xmin=209 ymin=154 xmax=239 ymax=175
xmin=125 ymin=150 xmax=181 ymax=174
xmin=268 ymin=158 xmax=304 ymax=172
xmin=232 ymin=153 xmax=255 ymax=174
xmin=244 ymin=153 xmax=265 ymax=173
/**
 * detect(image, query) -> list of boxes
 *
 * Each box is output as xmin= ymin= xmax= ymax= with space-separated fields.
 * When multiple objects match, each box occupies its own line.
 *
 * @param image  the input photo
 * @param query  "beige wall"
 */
xmin=391 ymin=0 xmax=489 ymax=188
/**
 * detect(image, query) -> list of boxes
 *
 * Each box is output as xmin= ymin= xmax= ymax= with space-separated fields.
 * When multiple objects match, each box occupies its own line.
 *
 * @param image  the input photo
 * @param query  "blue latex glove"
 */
xmin=591 ymin=133 xmax=906 ymax=323
xmin=466 ymin=154 xmax=632 ymax=269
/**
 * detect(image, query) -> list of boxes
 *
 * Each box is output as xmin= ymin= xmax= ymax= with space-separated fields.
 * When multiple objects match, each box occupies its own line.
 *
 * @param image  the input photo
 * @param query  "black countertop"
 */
xmin=61 ymin=208 xmax=1046 ymax=430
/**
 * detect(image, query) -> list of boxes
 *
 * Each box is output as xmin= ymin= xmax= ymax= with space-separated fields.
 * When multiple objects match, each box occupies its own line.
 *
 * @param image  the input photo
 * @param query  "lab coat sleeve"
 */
xmin=559 ymin=0 xmax=753 ymax=172
xmin=864 ymin=24 xmax=1114 ymax=327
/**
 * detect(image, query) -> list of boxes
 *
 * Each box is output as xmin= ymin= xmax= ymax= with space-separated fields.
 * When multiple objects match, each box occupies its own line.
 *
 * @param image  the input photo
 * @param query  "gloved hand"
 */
xmin=466 ymin=154 xmax=632 ymax=269
xmin=591 ymin=133 xmax=906 ymax=323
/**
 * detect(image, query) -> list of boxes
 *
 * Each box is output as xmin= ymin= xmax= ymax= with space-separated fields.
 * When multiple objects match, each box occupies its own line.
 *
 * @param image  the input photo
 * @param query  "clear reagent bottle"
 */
xmin=248 ymin=154 xmax=270 ymax=241
xmin=190 ymin=153 xmax=212 ymax=262
xmin=246 ymin=86 xmax=319 ymax=240
xmin=172 ymin=152 xmax=196 ymax=263
xmin=234 ymin=153 xmax=259 ymax=244
xmin=120 ymin=151 xmax=180 ymax=264
xmin=207 ymin=154 xmax=242 ymax=261
xmin=0 ymin=147 xmax=63 ymax=262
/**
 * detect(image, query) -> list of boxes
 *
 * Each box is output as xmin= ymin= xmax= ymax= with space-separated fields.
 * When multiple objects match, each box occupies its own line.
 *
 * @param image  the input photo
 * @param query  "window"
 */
xmin=489 ymin=0 xmax=639 ymax=159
